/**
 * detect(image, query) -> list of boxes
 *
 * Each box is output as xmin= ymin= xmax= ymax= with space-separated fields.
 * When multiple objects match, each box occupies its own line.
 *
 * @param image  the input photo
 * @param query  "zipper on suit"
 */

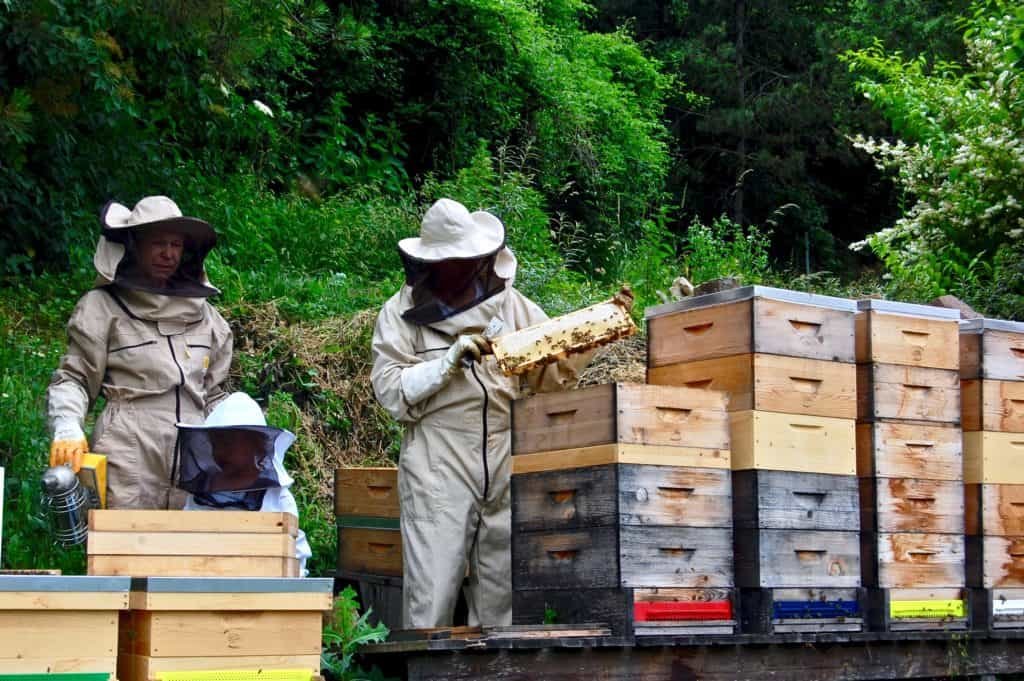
xmin=167 ymin=336 xmax=186 ymax=490
xmin=469 ymin=362 xmax=490 ymax=500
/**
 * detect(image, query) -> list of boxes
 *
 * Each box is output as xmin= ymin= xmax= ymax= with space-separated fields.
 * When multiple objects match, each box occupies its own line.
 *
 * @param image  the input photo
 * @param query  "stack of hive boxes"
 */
xmin=646 ymin=286 xmax=863 ymax=633
xmin=510 ymin=382 xmax=735 ymax=637
xmin=118 ymin=576 xmax=331 ymax=681
xmin=335 ymin=466 xmax=404 ymax=630
xmin=962 ymin=318 xmax=1024 ymax=631
xmin=855 ymin=300 xmax=967 ymax=631
xmin=0 ymin=575 xmax=130 ymax=679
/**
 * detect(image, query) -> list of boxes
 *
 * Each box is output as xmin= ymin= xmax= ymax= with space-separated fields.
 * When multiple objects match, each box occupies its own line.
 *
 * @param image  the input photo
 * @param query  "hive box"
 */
xmin=855 ymin=299 xmax=960 ymax=370
xmin=0 ymin=575 xmax=130 ymax=677
xmin=118 ymin=577 xmax=331 ymax=681
xmin=87 ymin=510 xmax=299 ymax=578
xmin=335 ymin=467 xmax=402 ymax=578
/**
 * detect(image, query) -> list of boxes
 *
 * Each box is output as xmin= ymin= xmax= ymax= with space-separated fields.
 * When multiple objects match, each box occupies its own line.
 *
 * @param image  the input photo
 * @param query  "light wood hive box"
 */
xmin=87 ymin=511 xmax=300 ymax=578
xmin=334 ymin=467 xmax=401 ymax=578
xmin=511 ymin=382 xmax=736 ymax=635
xmin=0 ymin=575 xmax=130 ymax=678
xmin=118 ymin=577 xmax=332 ymax=681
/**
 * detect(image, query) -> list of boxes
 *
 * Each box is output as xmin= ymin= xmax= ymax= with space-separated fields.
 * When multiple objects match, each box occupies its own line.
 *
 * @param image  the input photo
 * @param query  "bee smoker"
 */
xmin=40 ymin=455 xmax=106 ymax=547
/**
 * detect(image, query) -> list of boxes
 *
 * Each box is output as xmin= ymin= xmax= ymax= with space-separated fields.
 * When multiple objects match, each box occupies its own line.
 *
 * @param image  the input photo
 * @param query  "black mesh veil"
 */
xmin=174 ymin=426 xmax=283 ymax=509
xmin=399 ymin=249 xmax=508 ymax=326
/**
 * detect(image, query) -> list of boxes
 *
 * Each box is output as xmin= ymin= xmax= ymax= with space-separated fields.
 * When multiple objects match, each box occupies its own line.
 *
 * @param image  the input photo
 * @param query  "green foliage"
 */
xmin=682 ymin=215 xmax=771 ymax=285
xmin=845 ymin=0 xmax=1024 ymax=314
xmin=321 ymin=586 xmax=393 ymax=681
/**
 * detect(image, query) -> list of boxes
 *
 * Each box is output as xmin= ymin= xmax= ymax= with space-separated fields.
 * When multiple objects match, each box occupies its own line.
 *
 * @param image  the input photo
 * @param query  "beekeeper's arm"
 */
xmin=47 ymin=292 xmax=109 ymax=471
xmin=203 ymin=306 xmax=234 ymax=414
xmin=519 ymin=288 xmax=634 ymax=394
xmin=371 ymin=301 xmax=487 ymax=421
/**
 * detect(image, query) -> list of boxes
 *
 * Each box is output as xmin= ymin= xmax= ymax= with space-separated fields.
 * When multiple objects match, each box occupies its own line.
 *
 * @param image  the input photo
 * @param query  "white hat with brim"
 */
xmin=177 ymin=392 xmax=296 ymax=463
xmin=101 ymin=196 xmax=216 ymax=250
xmin=398 ymin=198 xmax=517 ymax=279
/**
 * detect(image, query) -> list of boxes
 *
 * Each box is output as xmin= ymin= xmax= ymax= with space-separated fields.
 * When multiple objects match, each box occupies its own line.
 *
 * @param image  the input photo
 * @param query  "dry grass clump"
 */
xmin=577 ymin=333 xmax=647 ymax=387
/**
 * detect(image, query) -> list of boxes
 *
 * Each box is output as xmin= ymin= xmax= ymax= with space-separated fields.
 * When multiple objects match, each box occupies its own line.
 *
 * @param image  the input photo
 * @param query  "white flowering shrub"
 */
xmin=844 ymin=1 xmax=1024 ymax=314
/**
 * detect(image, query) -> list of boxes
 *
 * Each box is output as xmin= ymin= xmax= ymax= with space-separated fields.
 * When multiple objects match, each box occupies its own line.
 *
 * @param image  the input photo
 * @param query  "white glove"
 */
xmin=401 ymin=334 xmax=491 ymax=406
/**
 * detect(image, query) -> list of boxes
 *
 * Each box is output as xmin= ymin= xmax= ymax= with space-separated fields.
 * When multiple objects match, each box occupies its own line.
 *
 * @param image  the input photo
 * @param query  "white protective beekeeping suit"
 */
xmin=371 ymin=199 xmax=592 ymax=628
xmin=47 ymin=197 xmax=232 ymax=509
xmin=177 ymin=392 xmax=312 ymax=575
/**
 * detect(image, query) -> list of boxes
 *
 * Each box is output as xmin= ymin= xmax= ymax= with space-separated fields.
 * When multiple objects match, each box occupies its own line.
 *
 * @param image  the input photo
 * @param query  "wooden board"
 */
xmin=512 ymin=383 xmax=729 ymax=455
xmin=855 ymin=421 xmax=962 ymax=481
xmin=88 ymin=531 xmax=295 ymax=557
xmin=0 ymin=590 xmax=129 ymax=610
xmin=964 ymin=329 xmax=1024 ymax=380
xmin=335 ymin=467 xmax=399 ymax=518
xmin=510 ymin=443 xmax=730 ymax=474
xmin=0 ymin=610 xmax=118 ymax=657
xmin=857 ymin=363 xmax=960 ymax=424
xmin=0 ymin=657 xmax=116 ymax=675
xmin=734 ymin=529 xmax=860 ymax=588
xmin=118 ymin=653 xmax=320 ymax=681
xmin=511 ymin=464 xmax=732 ymax=532
xmin=962 ymin=379 xmax=1024 ymax=432
xmin=124 ymin=610 xmax=322 ymax=657
xmin=129 ymin=591 xmax=332 ymax=612
xmin=966 ymin=535 xmax=1024 ymax=588
xmin=751 ymin=298 xmax=855 ymax=363
xmin=965 ymin=483 xmax=1024 ymax=535
xmin=855 ymin=310 xmax=959 ymax=370
xmin=863 ymin=532 xmax=965 ymax=589
xmin=632 ymin=587 xmax=734 ymax=603
xmin=733 ymin=470 xmax=859 ymax=531
xmin=964 ymin=431 xmax=1024 ymax=484
xmin=88 ymin=555 xmax=299 ymax=578
xmin=619 ymin=526 xmax=733 ymax=588
xmin=647 ymin=299 xmax=754 ymax=367
xmin=512 ymin=587 xmax=633 ymax=637
xmin=730 ymin=411 xmax=855 ymax=475
xmin=88 ymin=510 xmax=298 ymax=536
xmin=648 ymin=354 xmax=856 ymax=419
xmin=859 ymin=478 xmax=964 ymax=534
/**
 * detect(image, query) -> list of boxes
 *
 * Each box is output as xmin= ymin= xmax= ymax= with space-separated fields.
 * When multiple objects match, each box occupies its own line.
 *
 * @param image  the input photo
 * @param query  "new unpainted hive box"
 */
xmin=118 ymin=577 xmax=332 ymax=681
xmin=87 ymin=510 xmax=300 ymax=578
xmin=335 ymin=467 xmax=402 ymax=578
xmin=0 ymin=575 xmax=130 ymax=678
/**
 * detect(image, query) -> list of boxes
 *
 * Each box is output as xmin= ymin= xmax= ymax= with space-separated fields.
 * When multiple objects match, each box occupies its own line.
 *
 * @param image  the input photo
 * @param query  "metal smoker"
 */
xmin=41 ymin=455 xmax=106 ymax=546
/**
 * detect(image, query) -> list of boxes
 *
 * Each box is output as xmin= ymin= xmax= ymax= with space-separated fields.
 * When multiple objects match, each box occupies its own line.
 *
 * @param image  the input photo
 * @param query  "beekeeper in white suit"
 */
xmin=371 ymin=198 xmax=618 ymax=628
xmin=175 ymin=392 xmax=312 ymax=575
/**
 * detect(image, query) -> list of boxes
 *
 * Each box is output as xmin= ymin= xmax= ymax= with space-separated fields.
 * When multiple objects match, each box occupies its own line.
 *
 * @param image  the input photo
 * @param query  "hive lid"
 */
xmin=644 ymin=285 xmax=856 ymax=319
xmin=855 ymin=298 xmax=961 ymax=320
xmin=0 ymin=575 xmax=130 ymax=592
xmin=960 ymin=318 xmax=1024 ymax=334
xmin=130 ymin=576 xmax=333 ymax=593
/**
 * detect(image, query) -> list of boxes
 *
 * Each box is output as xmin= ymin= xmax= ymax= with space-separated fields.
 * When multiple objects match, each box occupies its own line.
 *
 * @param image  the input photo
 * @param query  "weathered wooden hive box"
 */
xmin=0 ymin=575 xmax=130 ymax=678
xmin=647 ymin=286 xmax=862 ymax=633
xmin=118 ymin=577 xmax=331 ymax=681
xmin=961 ymin=317 xmax=1024 ymax=631
xmin=87 ymin=510 xmax=300 ymax=578
xmin=334 ymin=466 xmax=403 ymax=630
xmin=511 ymin=382 xmax=736 ymax=636
xmin=855 ymin=299 xmax=966 ymax=631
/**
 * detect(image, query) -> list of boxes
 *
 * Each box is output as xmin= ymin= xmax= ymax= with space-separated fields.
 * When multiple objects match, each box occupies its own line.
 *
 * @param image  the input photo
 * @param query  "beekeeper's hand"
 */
xmin=444 ymin=333 xmax=492 ymax=373
xmin=50 ymin=418 xmax=87 ymax=472
xmin=614 ymin=285 xmax=635 ymax=313
xmin=401 ymin=334 xmax=492 ymax=407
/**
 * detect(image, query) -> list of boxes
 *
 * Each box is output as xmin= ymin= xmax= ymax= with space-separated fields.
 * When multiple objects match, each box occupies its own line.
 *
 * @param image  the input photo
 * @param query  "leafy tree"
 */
xmin=845 ymin=0 xmax=1024 ymax=314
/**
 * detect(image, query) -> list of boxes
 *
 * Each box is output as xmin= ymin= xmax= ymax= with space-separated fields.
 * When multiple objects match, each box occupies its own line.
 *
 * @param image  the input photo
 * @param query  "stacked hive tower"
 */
xmin=335 ymin=466 xmax=404 ymax=630
xmin=961 ymin=318 xmax=1024 ymax=631
xmin=855 ymin=300 xmax=967 ymax=631
xmin=646 ymin=286 xmax=862 ymax=634
xmin=510 ymin=382 xmax=735 ymax=637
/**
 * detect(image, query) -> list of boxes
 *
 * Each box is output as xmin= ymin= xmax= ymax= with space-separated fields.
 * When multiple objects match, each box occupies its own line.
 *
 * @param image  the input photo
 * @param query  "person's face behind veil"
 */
xmin=207 ymin=429 xmax=268 ymax=492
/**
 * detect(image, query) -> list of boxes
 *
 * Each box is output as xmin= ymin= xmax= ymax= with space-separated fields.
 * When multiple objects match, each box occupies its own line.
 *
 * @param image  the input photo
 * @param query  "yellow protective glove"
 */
xmin=50 ymin=418 xmax=87 ymax=472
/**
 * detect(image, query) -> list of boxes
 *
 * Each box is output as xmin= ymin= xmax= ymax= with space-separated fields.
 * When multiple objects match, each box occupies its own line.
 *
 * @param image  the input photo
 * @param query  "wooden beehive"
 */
xmin=335 ymin=467 xmax=402 ymax=578
xmin=118 ymin=577 xmax=331 ymax=681
xmin=0 ymin=575 xmax=130 ymax=677
xmin=87 ymin=511 xmax=299 ymax=578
